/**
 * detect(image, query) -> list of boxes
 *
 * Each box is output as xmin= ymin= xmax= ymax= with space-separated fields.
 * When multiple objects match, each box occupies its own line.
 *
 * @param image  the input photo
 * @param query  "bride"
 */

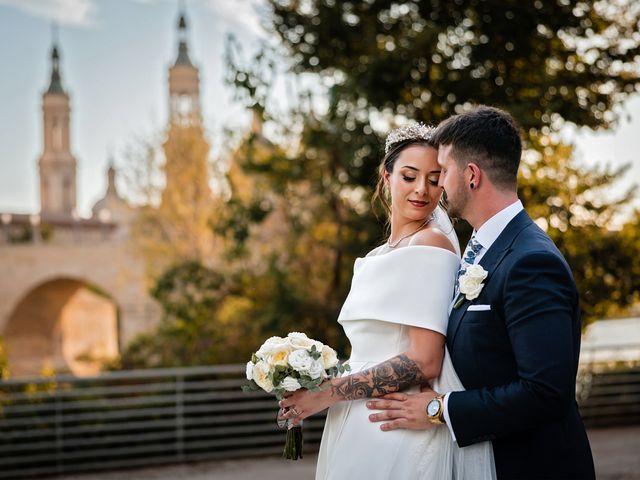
xmin=280 ymin=124 xmax=495 ymax=479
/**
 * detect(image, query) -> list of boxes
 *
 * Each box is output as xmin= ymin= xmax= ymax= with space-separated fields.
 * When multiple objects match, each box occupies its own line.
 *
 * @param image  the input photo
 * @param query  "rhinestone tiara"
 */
xmin=385 ymin=122 xmax=436 ymax=154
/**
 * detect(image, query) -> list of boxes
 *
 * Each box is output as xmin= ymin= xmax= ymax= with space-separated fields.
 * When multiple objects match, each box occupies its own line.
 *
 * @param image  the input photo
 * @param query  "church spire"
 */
xmin=168 ymin=1 xmax=201 ymax=127
xmin=174 ymin=6 xmax=193 ymax=67
xmin=106 ymin=156 xmax=118 ymax=196
xmin=47 ymin=25 xmax=65 ymax=95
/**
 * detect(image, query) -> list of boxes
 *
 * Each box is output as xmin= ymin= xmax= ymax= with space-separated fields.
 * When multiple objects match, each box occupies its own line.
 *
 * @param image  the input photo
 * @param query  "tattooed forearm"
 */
xmin=330 ymin=354 xmax=428 ymax=400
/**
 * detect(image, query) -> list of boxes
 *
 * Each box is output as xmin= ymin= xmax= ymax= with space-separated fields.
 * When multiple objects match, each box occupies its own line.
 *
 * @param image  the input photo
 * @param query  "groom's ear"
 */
xmin=467 ymin=163 xmax=481 ymax=188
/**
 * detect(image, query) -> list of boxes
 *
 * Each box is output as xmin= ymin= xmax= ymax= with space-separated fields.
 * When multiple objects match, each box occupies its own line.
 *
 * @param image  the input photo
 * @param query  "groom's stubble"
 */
xmin=444 ymin=171 xmax=471 ymax=220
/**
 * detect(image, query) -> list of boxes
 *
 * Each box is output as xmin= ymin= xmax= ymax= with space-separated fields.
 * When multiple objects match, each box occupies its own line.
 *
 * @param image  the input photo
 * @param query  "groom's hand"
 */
xmin=366 ymin=389 xmax=438 ymax=431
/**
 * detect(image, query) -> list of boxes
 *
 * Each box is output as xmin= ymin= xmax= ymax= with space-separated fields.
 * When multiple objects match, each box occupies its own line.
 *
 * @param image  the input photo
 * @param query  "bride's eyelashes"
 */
xmin=402 ymin=175 xmax=440 ymax=186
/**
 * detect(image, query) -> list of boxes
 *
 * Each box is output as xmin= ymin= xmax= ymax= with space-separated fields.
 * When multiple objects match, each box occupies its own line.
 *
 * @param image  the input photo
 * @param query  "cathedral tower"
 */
xmin=168 ymin=10 xmax=201 ymax=127
xmin=38 ymin=37 xmax=77 ymax=218
xmin=159 ymin=6 xmax=214 ymax=262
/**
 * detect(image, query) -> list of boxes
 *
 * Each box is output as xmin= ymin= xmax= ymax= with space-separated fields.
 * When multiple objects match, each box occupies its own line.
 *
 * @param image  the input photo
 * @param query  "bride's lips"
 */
xmin=408 ymin=200 xmax=428 ymax=208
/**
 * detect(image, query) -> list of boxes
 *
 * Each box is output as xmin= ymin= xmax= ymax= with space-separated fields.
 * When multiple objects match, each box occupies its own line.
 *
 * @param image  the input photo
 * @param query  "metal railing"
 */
xmin=0 ymin=365 xmax=325 ymax=479
xmin=577 ymin=343 xmax=640 ymax=427
xmin=1 ymin=342 xmax=639 ymax=478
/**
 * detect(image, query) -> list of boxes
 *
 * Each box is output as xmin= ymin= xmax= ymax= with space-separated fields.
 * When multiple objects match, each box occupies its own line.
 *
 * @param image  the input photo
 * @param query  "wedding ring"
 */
xmin=290 ymin=407 xmax=300 ymax=416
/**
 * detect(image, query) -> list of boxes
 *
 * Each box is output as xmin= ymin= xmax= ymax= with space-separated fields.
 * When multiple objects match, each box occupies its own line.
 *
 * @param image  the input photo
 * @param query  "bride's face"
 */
xmin=384 ymin=145 xmax=442 ymax=223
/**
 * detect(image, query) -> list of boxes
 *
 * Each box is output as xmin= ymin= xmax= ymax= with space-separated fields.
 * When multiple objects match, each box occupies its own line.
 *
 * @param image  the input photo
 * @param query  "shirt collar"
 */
xmin=473 ymin=200 xmax=524 ymax=251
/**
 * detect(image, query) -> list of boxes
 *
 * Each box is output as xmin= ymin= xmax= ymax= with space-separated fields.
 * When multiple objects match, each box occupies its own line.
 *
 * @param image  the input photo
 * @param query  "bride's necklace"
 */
xmin=387 ymin=217 xmax=432 ymax=249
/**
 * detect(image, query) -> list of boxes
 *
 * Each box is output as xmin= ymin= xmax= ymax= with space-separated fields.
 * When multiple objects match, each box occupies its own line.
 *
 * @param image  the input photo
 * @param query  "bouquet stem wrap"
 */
xmin=283 ymin=421 xmax=303 ymax=460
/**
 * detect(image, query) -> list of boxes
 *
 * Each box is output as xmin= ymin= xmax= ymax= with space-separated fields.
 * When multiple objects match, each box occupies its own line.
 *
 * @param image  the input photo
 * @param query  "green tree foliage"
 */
xmin=266 ymin=0 xmax=640 ymax=130
xmin=115 ymin=261 xmax=259 ymax=368
xmin=519 ymin=135 xmax=639 ymax=320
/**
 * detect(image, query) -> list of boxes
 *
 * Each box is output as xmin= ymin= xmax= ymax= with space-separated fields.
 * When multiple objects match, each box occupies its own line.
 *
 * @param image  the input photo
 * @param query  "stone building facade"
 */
xmin=0 ymin=11 xmax=204 ymax=377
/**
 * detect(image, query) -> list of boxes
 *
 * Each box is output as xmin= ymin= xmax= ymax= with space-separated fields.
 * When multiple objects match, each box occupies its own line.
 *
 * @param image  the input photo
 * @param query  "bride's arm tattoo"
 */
xmin=330 ymin=354 xmax=427 ymax=400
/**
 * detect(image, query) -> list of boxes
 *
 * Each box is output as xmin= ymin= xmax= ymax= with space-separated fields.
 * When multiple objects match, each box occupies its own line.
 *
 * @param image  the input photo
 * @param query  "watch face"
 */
xmin=427 ymin=399 xmax=440 ymax=416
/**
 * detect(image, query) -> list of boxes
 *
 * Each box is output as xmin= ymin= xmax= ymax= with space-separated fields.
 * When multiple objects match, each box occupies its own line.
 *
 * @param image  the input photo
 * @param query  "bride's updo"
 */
xmin=372 ymin=123 xmax=437 ymax=218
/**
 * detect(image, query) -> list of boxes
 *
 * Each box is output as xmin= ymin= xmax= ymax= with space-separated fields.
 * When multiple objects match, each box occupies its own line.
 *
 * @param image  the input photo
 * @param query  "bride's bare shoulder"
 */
xmin=410 ymin=227 xmax=456 ymax=253
xmin=365 ymin=244 xmax=386 ymax=257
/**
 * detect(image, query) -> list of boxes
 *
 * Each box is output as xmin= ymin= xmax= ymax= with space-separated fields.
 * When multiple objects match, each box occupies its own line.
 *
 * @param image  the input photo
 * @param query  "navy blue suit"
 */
xmin=447 ymin=210 xmax=595 ymax=480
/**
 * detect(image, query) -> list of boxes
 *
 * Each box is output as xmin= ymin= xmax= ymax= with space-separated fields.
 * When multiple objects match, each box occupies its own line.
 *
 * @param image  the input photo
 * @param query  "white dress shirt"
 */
xmin=443 ymin=199 xmax=524 ymax=442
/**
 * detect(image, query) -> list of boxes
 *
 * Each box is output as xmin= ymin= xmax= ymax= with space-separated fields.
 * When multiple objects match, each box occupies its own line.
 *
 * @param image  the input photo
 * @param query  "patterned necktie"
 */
xmin=454 ymin=235 xmax=483 ymax=297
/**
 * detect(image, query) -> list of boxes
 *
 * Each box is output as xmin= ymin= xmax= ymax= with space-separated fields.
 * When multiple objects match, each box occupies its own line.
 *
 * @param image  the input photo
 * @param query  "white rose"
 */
xmin=252 ymin=360 xmax=274 ymax=393
xmin=321 ymin=345 xmax=339 ymax=369
xmin=306 ymin=359 xmax=325 ymax=379
xmin=459 ymin=276 xmax=484 ymax=300
xmin=256 ymin=337 xmax=292 ymax=360
xmin=264 ymin=344 xmax=291 ymax=368
xmin=287 ymin=332 xmax=315 ymax=349
xmin=246 ymin=361 xmax=254 ymax=381
xmin=465 ymin=264 xmax=488 ymax=281
xmin=257 ymin=336 xmax=289 ymax=358
xmin=288 ymin=348 xmax=313 ymax=373
xmin=264 ymin=336 xmax=286 ymax=345
xmin=281 ymin=376 xmax=302 ymax=392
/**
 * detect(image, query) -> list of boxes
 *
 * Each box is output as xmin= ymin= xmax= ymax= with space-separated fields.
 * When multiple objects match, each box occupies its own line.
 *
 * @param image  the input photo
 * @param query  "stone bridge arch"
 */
xmin=0 ymin=242 xmax=161 ymax=377
xmin=4 ymin=276 xmax=119 ymax=376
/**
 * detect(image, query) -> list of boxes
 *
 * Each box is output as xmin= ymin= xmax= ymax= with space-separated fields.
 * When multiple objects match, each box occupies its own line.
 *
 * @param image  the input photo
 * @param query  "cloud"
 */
xmin=204 ymin=0 xmax=267 ymax=39
xmin=0 ymin=0 xmax=97 ymax=27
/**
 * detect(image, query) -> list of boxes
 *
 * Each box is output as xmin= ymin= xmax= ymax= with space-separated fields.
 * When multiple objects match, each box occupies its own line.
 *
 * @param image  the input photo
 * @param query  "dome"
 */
xmin=91 ymin=163 xmax=131 ymax=223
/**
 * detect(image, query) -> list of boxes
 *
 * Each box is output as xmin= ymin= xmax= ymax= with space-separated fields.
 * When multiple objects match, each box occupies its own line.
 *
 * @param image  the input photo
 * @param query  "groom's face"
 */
xmin=437 ymin=144 xmax=470 ymax=219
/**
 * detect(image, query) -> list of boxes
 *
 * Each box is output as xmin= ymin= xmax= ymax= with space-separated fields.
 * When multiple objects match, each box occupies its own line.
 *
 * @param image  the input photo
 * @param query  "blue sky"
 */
xmin=0 ymin=0 xmax=638 ymax=217
xmin=0 ymin=0 xmax=265 ymax=216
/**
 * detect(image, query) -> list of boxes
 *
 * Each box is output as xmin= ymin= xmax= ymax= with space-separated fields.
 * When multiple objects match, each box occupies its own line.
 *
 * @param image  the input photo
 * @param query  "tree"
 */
xmin=266 ymin=0 xmax=640 ymax=131
xmin=127 ymin=125 xmax=223 ymax=278
xmin=519 ymin=134 xmax=639 ymax=320
xmin=114 ymin=261 xmax=260 ymax=368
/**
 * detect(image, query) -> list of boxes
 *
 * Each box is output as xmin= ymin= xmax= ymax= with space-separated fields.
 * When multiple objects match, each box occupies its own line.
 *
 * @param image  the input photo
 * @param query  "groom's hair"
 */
xmin=431 ymin=105 xmax=522 ymax=190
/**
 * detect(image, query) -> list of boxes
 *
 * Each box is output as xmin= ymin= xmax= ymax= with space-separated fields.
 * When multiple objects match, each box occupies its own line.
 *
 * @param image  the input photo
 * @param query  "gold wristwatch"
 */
xmin=426 ymin=394 xmax=445 ymax=425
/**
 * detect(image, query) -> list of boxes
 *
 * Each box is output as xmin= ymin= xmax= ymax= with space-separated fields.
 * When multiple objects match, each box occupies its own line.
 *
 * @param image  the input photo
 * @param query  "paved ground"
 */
xmin=63 ymin=426 xmax=640 ymax=480
xmin=587 ymin=426 xmax=640 ymax=480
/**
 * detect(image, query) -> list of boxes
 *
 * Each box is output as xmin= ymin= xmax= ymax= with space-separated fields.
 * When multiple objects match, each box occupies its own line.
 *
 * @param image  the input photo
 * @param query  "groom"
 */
xmin=367 ymin=106 xmax=595 ymax=479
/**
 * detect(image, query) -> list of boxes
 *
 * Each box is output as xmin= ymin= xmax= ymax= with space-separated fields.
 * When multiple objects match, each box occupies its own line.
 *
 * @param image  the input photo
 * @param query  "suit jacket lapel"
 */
xmin=447 ymin=210 xmax=533 ymax=347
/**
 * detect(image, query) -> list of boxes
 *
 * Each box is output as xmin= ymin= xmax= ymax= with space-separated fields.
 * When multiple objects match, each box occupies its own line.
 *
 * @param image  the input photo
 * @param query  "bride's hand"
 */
xmin=279 ymin=383 xmax=336 ymax=427
xmin=366 ymin=391 xmax=438 ymax=431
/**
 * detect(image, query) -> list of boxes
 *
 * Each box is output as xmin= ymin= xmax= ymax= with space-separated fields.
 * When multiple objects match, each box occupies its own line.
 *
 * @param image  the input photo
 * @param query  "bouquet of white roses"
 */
xmin=242 ymin=332 xmax=349 ymax=460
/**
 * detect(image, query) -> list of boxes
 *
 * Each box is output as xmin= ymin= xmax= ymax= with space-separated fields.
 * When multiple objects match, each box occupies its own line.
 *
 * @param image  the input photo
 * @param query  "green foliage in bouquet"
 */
xmin=242 ymin=344 xmax=350 ymax=401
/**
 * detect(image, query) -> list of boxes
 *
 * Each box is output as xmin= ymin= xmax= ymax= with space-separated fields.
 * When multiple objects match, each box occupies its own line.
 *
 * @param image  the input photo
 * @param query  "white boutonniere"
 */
xmin=454 ymin=264 xmax=488 ymax=309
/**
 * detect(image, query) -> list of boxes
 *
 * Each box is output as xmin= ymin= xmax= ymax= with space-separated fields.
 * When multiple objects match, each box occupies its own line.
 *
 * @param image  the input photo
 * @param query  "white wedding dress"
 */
xmin=316 ymin=239 xmax=496 ymax=479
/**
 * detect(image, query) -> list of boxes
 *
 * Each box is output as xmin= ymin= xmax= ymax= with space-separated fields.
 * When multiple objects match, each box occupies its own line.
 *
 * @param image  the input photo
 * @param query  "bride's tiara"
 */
xmin=385 ymin=123 xmax=436 ymax=154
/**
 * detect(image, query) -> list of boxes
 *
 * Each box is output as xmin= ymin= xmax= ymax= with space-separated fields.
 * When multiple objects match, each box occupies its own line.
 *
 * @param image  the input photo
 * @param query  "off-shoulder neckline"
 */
xmin=358 ymin=244 xmax=460 ymax=262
